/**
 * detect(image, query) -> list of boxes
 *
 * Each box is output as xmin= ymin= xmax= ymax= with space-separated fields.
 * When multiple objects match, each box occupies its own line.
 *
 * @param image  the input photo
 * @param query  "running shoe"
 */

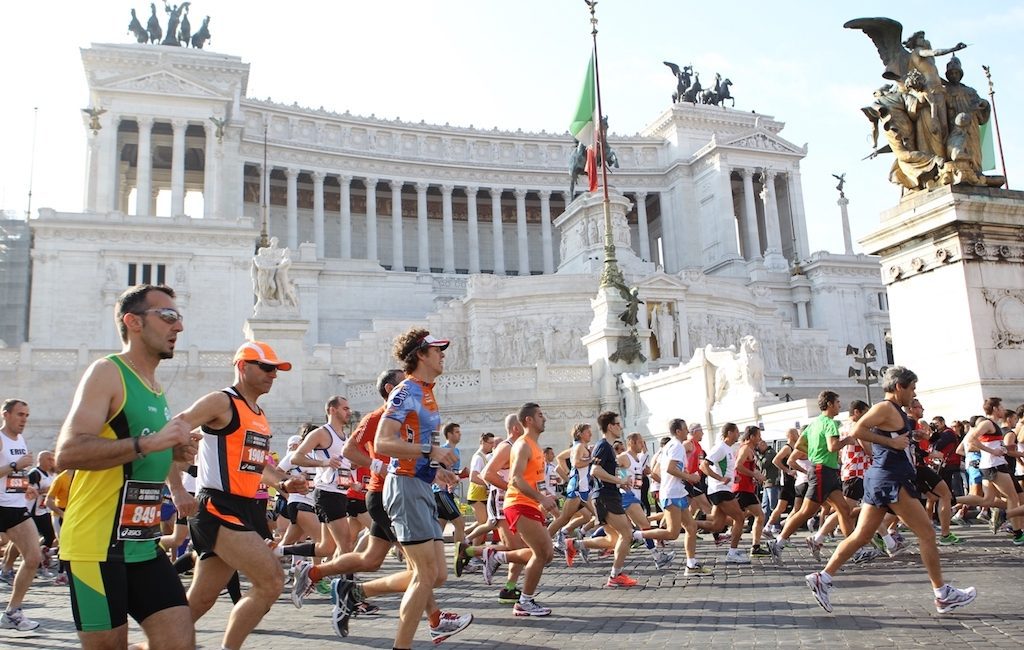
xmin=935 ymin=585 xmax=977 ymax=614
xmin=750 ymin=544 xmax=772 ymax=557
xmin=0 ymin=608 xmax=39 ymax=631
xmin=463 ymin=558 xmax=483 ymax=574
xmin=870 ymin=534 xmax=886 ymax=553
xmin=52 ymin=573 xmax=69 ymax=586
xmin=0 ymin=569 xmax=14 ymax=585
xmin=454 ymin=542 xmax=470 ymax=577
xmin=805 ymin=536 xmax=823 ymax=562
xmin=712 ymin=531 xmax=728 ymax=546
xmin=852 ymin=546 xmax=882 ymax=564
xmin=513 ymin=599 xmax=552 ymax=617
xmin=482 ymin=546 xmax=500 ymax=586
xmin=354 ymin=601 xmax=380 ymax=616
xmin=564 ymin=538 xmax=577 ymax=567
xmin=950 ymin=515 xmax=968 ymax=527
xmin=766 ymin=540 xmax=783 ymax=564
xmin=684 ymin=563 xmax=713 ymax=577
xmin=430 ymin=611 xmax=473 ymax=643
xmin=1012 ymin=532 xmax=1024 ymax=546
xmin=498 ymin=587 xmax=521 ymax=604
xmin=726 ymin=549 xmax=751 ymax=564
xmin=653 ymin=550 xmax=674 ymax=570
xmin=991 ymin=510 xmax=1004 ymax=535
xmin=886 ymin=537 xmax=909 ymax=558
xmin=315 ymin=577 xmax=333 ymax=595
xmin=807 ymin=516 xmax=819 ymax=533
xmin=553 ymin=529 xmax=566 ymax=553
xmin=760 ymin=527 xmax=776 ymax=540
xmin=938 ymin=533 xmax=963 ymax=546
xmin=291 ymin=561 xmax=313 ymax=609
xmin=606 ymin=572 xmax=639 ymax=588
xmin=805 ymin=572 xmax=833 ymax=613
xmin=330 ymin=577 xmax=357 ymax=638
xmin=976 ymin=510 xmax=990 ymax=522
xmin=576 ymin=538 xmax=591 ymax=564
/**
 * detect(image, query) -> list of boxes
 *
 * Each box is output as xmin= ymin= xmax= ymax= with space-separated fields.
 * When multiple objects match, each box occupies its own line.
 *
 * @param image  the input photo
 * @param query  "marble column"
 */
xmin=339 ymin=175 xmax=352 ymax=259
xmin=170 ymin=119 xmax=187 ymax=216
xmin=635 ymin=191 xmax=651 ymax=262
xmin=441 ymin=184 xmax=455 ymax=274
xmin=135 ymin=117 xmax=153 ymax=217
xmin=760 ymin=170 xmax=787 ymax=271
xmin=796 ymin=301 xmax=809 ymax=329
xmin=390 ymin=180 xmax=404 ymax=271
xmin=465 ymin=187 xmax=481 ymax=274
xmin=658 ymin=190 xmax=677 ymax=272
xmin=740 ymin=168 xmax=761 ymax=259
xmin=787 ymin=170 xmax=811 ymax=259
xmin=539 ymin=190 xmax=554 ymax=274
xmin=718 ymin=166 xmax=740 ymax=260
xmin=416 ymin=182 xmax=430 ymax=273
xmin=203 ymin=121 xmax=218 ymax=218
xmin=514 ymin=189 xmax=529 ymax=275
xmin=838 ymin=196 xmax=853 ymax=254
xmin=490 ymin=188 xmax=505 ymax=275
xmin=312 ymin=171 xmax=325 ymax=258
xmin=365 ymin=177 xmax=378 ymax=261
xmin=285 ymin=167 xmax=299 ymax=250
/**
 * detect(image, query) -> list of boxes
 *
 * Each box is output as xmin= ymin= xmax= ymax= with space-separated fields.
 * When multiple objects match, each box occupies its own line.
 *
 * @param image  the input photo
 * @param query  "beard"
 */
xmin=159 ymin=349 xmax=175 ymax=360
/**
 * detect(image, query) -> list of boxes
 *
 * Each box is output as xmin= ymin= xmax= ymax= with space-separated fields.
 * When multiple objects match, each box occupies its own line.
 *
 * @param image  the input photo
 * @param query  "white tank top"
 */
xmin=313 ymin=424 xmax=352 ymax=493
xmin=278 ymin=451 xmax=317 ymax=507
xmin=570 ymin=442 xmax=592 ymax=492
xmin=619 ymin=452 xmax=644 ymax=499
xmin=0 ymin=433 xmax=31 ymax=509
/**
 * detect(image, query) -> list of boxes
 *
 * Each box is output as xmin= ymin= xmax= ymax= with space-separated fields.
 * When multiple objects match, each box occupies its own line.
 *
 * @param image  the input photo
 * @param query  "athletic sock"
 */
xmin=519 ymin=592 xmax=535 ymax=605
xmin=308 ymin=565 xmax=323 ymax=582
xmin=283 ymin=542 xmax=316 ymax=557
xmin=812 ymin=531 xmax=826 ymax=545
xmin=934 ymin=584 xmax=950 ymax=598
xmin=504 ymin=580 xmax=517 ymax=591
xmin=686 ymin=558 xmax=698 ymax=568
xmin=494 ymin=551 xmax=507 ymax=564
xmin=882 ymin=534 xmax=896 ymax=550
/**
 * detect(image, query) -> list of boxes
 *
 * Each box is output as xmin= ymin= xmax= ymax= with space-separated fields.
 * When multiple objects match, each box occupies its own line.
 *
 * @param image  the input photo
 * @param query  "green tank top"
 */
xmin=60 ymin=355 xmax=175 ymax=563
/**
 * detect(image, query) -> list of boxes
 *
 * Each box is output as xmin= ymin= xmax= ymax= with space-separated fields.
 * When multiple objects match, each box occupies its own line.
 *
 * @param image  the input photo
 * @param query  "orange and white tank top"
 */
xmin=197 ymin=388 xmax=272 ymax=498
xmin=504 ymin=435 xmax=545 ymax=510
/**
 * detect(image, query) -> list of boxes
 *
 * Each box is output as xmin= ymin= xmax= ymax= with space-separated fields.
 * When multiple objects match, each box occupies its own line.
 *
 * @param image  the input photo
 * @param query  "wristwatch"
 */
xmin=7 ymin=462 xmax=15 ymax=472
xmin=420 ymin=442 xmax=432 ymax=460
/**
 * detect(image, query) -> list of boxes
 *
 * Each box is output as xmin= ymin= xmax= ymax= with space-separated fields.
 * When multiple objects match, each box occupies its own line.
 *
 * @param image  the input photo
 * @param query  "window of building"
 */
xmin=128 ymin=263 xmax=166 ymax=286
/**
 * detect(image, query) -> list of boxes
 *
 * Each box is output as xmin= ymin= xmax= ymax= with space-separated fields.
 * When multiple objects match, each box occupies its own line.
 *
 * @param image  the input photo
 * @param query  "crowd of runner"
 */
xmin=1 ymin=284 xmax=1022 ymax=648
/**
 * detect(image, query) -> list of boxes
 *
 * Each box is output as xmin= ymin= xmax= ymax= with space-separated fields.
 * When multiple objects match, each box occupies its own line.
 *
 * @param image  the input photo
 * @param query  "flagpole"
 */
xmin=587 ymin=1 xmax=624 ymax=289
xmin=982 ymin=65 xmax=1009 ymax=188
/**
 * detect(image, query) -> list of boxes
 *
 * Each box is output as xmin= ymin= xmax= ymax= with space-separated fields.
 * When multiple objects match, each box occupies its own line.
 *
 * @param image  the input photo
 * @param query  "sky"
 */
xmin=1 ymin=0 xmax=1021 ymax=255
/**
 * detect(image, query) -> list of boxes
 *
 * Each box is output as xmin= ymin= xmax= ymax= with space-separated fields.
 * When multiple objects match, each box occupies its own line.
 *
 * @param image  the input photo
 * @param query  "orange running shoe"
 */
xmin=605 ymin=573 xmax=638 ymax=588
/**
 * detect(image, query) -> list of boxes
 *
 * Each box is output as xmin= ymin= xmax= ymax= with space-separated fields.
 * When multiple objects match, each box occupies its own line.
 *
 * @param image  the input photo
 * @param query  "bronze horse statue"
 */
xmin=146 ymin=3 xmax=162 ymax=43
xmin=128 ymin=8 xmax=148 ymax=43
xmin=680 ymin=74 xmax=702 ymax=104
xmin=569 ymin=140 xmax=587 ymax=198
xmin=191 ymin=16 xmax=211 ymax=49
xmin=700 ymin=74 xmax=735 ymax=107
xmin=178 ymin=3 xmax=192 ymax=46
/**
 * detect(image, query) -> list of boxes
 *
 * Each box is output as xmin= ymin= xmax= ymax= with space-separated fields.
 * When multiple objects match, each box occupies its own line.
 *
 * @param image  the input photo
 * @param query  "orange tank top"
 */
xmin=503 ymin=435 xmax=545 ymax=510
xmin=197 ymin=388 xmax=272 ymax=498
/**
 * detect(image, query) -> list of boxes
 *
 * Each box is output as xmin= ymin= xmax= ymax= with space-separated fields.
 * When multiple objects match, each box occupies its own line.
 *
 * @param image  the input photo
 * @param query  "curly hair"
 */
xmin=393 ymin=327 xmax=430 ymax=374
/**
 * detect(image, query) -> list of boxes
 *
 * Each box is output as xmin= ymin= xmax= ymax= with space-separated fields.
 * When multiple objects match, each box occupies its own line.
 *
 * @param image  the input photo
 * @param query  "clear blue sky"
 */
xmin=2 ymin=0 xmax=1020 ymax=255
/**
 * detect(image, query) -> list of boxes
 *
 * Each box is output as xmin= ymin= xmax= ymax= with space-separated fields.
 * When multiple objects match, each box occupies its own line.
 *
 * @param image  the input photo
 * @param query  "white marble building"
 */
xmin=3 ymin=43 xmax=891 ymax=451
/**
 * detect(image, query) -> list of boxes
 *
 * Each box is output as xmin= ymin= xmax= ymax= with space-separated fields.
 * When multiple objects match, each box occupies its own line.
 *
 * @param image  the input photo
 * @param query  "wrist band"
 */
xmin=133 ymin=437 xmax=146 ymax=458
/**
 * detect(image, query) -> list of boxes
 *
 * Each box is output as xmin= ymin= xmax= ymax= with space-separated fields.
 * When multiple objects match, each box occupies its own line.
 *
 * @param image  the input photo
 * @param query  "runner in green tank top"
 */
xmin=55 ymin=285 xmax=199 ymax=648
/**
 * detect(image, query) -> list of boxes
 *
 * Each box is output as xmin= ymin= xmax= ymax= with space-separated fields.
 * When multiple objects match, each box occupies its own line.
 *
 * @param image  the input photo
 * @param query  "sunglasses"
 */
xmin=246 ymin=360 xmax=279 ymax=373
xmin=134 ymin=307 xmax=183 ymax=324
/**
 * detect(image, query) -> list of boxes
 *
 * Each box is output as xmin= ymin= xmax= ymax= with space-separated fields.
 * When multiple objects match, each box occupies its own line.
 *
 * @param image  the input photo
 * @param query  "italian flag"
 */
xmin=569 ymin=53 xmax=598 ymax=146
xmin=980 ymin=120 xmax=996 ymax=171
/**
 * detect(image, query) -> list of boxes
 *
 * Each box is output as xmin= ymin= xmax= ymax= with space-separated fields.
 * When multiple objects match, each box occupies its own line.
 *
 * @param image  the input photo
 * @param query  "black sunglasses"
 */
xmin=133 ymin=307 xmax=183 ymax=324
xmin=246 ymin=360 xmax=279 ymax=373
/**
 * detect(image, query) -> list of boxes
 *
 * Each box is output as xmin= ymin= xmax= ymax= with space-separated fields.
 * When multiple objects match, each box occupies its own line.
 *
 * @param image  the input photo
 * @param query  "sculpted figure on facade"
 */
xmin=252 ymin=236 xmax=299 ymax=314
xmin=705 ymin=335 xmax=767 ymax=405
xmin=845 ymin=17 xmax=1004 ymax=192
xmin=650 ymin=302 xmax=677 ymax=359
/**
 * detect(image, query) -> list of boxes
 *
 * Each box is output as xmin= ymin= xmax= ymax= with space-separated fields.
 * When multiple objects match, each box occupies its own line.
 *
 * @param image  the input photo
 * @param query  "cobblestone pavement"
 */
xmin=4 ymin=526 xmax=1021 ymax=649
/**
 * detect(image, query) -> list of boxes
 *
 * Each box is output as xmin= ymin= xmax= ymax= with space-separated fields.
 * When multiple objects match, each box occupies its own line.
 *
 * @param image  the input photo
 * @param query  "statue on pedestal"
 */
xmin=251 ymin=237 xmax=299 ymax=314
xmin=650 ymin=303 xmax=677 ymax=359
xmin=846 ymin=17 xmax=1004 ymax=192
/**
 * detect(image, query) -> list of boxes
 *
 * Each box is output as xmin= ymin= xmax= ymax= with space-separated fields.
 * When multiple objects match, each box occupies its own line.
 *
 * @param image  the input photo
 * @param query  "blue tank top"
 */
xmin=867 ymin=400 xmax=917 ymax=481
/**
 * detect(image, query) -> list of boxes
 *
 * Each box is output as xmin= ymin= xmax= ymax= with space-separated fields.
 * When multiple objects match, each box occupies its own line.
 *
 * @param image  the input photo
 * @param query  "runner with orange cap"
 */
xmin=177 ymin=340 xmax=309 ymax=650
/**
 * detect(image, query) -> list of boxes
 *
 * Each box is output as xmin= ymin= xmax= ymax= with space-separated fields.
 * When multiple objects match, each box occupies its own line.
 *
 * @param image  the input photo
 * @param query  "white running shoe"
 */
xmin=805 ymin=572 xmax=833 ymax=613
xmin=653 ymin=550 xmax=674 ymax=570
xmin=513 ymin=599 xmax=552 ymax=617
xmin=935 ymin=585 xmax=977 ymax=614
xmin=430 ymin=611 xmax=473 ymax=643
xmin=725 ymin=549 xmax=751 ymax=564
xmin=291 ymin=561 xmax=313 ymax=609
xmin=482 ymin=547 xmax=500 ymax=586
xmin=684 ymin=563 xmax=713 ymax=577
xmin=1 ymin=608 xmax=40 ymax=631
xmin=805 ymin=536 xmax=823 ymax=562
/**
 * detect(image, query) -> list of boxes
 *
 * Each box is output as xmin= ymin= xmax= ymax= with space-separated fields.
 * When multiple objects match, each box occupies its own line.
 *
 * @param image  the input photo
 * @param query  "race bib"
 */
xmin=633 ymin=473 xmax=644 ymax=489
xmin=116 ymin=480 xmax=163 ymax=541
xmin=334 ymin=468 xmax=352 ymax=488
xmin=5 ymin=470 xmax=28 ymax=494
xmin=239 ymin=430 xmax=270 ymax=473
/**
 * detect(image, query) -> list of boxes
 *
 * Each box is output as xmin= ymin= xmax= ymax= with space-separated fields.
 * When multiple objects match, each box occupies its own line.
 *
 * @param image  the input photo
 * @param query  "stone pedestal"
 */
xmin=861 ymin=185 xmax=1024 ymax=417
xmin=554 ymin=189 xmax=655 ymax=277
xmin=243 ymin=318 xmax=310 ymax=430
xmin=582 ymin=285 xmax=649 ymax=414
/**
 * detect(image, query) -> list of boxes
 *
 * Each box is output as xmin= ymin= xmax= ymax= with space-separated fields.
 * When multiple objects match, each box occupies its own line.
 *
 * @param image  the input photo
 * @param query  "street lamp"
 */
xmin=779 ymin=375 xmax=794 ymax=402
xmin=846 ymin=344 xmax=886 ymax=406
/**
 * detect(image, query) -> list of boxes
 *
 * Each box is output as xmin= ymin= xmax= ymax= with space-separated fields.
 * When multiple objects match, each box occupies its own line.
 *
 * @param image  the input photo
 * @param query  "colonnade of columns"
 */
xmin=731 ymin=166 xmax=807 ymax=263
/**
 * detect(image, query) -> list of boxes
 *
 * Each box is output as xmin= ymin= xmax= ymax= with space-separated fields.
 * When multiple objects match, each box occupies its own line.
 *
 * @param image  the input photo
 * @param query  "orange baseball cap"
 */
xmin=233 ymin=340 xmax=292 ymax=371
